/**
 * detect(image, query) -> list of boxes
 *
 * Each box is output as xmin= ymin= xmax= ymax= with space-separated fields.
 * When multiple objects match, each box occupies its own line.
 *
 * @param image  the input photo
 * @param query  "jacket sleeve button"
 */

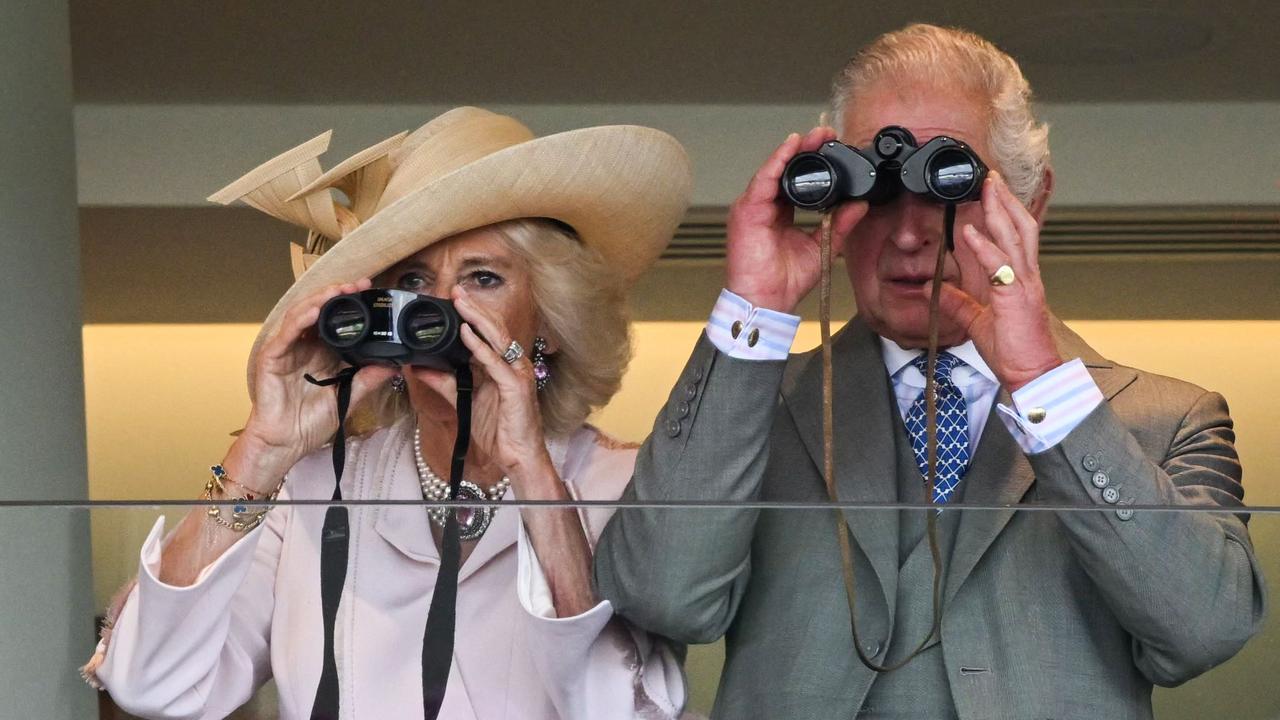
xmin=665 ymin=419 xmax=682 ymax=438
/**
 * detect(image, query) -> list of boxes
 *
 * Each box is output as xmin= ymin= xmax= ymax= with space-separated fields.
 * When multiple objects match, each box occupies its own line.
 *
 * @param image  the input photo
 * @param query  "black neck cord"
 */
xmin=305 ymin=364 xmax=472 ymax=720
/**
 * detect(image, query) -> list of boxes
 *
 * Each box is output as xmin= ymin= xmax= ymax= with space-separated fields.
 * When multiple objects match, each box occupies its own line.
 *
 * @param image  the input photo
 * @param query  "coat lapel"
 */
xmin=783 ymin=318 xmax=900 ymax=617
xmin=372 ymin=420 xmax=573 ymax=580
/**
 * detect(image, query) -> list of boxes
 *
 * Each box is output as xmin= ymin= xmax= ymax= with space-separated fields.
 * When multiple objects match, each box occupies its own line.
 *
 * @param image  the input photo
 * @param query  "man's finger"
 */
xmin=961 ymin=224 xmax=1018 ymax=290
xmin=994 ymin=174 xmax=1042 ymax=269
xmin=821 ymin=201 xmax=869 ymax=256
xmin=927 ymin=282 xmax=987 ymax=336
xmin=980 ymin=174 xmax=1027 ymax=274
xmin=741 ymin=132 xmax=803 ymax=205
xmin=798 ymin=125 xmax=838 ymax=153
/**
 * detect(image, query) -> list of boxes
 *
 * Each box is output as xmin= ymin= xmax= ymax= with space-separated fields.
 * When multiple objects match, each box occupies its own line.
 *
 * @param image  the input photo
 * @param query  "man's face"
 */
xmin=839 ymin=81 xmax=1004 ymax=349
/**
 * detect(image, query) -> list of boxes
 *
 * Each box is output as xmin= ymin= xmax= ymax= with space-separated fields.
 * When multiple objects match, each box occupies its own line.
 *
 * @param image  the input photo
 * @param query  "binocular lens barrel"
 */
xmin=319 ymin=297 xmax=369 ymax=348
xmin=782 ymin=153 xmax=837 ymax=210
xmin=401 ymin=300 xmax=449 ymax=349
xmin=926 ymin=147 xmax=981 ymax=202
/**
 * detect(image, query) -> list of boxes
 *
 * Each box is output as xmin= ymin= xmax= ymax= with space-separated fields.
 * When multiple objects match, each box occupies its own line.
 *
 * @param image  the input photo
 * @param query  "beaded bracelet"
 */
xmin=202 ymin=464 xmax=281 ymax=532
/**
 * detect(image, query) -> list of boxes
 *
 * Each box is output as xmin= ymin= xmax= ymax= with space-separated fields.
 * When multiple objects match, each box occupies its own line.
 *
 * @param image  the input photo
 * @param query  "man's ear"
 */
xmin=1028 ymin=166 xmax=1055 ymax=227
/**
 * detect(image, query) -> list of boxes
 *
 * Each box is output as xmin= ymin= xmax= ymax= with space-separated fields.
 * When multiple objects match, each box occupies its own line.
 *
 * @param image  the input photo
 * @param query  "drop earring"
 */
xmin=532 ymin=336 xmax=550 ymax=391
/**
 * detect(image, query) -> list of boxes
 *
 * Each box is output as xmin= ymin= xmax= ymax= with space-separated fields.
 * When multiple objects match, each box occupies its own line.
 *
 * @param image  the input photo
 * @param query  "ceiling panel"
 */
xmin=70 ymin=1 xmax=1280 ymax=104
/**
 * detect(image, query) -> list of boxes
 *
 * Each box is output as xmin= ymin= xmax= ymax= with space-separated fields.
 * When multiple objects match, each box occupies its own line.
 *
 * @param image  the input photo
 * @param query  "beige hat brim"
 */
xmin=248 ymin=123 xmax=691 ymax=391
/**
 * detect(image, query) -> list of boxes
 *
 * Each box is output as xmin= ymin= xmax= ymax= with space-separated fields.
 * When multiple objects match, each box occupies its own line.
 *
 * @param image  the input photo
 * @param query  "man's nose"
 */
xmin=886 ymin=195 xmax=942 ymax=252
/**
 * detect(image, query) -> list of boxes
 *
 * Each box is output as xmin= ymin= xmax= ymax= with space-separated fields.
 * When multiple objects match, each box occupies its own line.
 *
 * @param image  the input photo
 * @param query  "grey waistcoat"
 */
xmin=859 ymin=412 xmax=966 ymax=719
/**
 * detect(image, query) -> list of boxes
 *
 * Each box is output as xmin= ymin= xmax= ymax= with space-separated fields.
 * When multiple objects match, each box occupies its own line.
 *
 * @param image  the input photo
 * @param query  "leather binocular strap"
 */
xmin=306 ymin=364 xmax=473 ymax=719
xmin=819 ymin=203 xmax=956 ymax=673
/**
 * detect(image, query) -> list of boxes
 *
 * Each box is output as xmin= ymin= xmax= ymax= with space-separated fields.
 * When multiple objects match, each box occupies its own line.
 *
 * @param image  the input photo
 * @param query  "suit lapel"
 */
xmin=943 ymin=387 xmax=1034 ymax=607
xmin=943 ymin=317 xmax=1135 ymax=604
xmin=783 ymin=318 xmax=900 ymax=616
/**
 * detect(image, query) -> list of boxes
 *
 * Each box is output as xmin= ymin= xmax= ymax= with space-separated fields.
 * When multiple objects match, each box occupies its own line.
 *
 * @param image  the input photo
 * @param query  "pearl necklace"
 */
xmin=413 ymin=426 xmax=510 ymax=541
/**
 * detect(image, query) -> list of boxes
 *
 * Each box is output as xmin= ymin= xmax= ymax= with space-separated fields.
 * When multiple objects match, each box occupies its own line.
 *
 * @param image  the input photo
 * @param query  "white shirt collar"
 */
xmin=878 ymin=336 xmax=999 ymax=386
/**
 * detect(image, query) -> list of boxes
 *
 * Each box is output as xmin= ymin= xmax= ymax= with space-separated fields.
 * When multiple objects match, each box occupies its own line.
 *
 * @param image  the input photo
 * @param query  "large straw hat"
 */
xmin=209 ymin=107 xmax=692 ymax=393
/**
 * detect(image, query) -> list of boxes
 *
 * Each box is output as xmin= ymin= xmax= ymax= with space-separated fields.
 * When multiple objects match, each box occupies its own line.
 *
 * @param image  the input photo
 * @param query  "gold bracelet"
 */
xmin=203 ymin=464 xmax=281 ymax=532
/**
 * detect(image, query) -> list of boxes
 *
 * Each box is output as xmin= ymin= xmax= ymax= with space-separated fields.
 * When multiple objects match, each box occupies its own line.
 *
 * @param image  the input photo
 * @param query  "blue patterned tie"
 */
xmin=904 ymin=352 xmax=971 ymax=503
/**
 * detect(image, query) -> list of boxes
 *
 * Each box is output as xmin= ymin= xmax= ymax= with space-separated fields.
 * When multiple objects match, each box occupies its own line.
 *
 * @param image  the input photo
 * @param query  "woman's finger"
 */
xmin=349 ymin=364 xmax=399 ymax=407
xmin=452 ymin=288 xmax=526 ymax=365
xmin=460 ymin=324 xmax=528 ymax=391
xmin=408 ymin=366 xmax=459 ymax=408
xmin=265 ymin=279 xmax=372 ymax=360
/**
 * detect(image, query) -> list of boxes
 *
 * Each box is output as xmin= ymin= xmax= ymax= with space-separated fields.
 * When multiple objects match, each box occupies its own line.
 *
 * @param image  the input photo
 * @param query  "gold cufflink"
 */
xmin=731 ymin=320 xmax=743 ymax=339
xmin=1026 ymin=407 xmax=1047 ymax=424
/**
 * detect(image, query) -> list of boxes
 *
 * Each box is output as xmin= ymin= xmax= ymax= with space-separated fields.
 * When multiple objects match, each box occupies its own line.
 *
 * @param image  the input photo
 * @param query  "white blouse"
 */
xmin=91 ymin=417 xmax=685 ymax=719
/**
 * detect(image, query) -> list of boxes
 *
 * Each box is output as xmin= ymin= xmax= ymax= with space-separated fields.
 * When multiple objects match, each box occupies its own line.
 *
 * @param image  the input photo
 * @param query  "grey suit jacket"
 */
xmin=594 ymin=317 xmax=1266 ymax=720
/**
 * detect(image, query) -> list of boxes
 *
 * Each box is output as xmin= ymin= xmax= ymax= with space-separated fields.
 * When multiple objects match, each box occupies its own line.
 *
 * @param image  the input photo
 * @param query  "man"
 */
xmin=593 ymin=24 xmax=1265 ymax=720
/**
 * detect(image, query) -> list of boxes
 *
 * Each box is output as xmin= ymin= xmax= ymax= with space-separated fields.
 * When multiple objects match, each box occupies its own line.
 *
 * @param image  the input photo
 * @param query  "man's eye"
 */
xmin=397 ymin=273 xmax=427 ymax=291
xmin=471 ymin=271 xmax=503 ymax=289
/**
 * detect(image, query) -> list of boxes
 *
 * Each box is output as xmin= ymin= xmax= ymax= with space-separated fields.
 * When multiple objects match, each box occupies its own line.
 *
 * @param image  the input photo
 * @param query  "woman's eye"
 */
xmin=470 ymin=270 xmax=503 ymax=289
xmin=397 ymin=273 xmax=427 ymax=292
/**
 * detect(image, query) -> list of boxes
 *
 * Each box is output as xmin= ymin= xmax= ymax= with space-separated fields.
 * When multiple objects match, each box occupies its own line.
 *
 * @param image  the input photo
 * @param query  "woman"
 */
xmin=84 ymin=107 xmax=692 ymax=719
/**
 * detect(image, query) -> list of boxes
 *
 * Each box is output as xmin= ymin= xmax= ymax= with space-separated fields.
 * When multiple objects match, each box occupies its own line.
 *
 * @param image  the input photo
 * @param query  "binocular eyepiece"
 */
xmin=780 ymin=126 xmax=987 ymax=211
xmin=316 ymin=288 xmax=471 ymax=371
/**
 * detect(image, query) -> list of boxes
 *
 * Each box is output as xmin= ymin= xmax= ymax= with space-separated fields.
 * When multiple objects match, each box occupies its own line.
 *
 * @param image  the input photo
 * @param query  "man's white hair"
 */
xmin=830 ymin=23 xmax=1051 ymax=205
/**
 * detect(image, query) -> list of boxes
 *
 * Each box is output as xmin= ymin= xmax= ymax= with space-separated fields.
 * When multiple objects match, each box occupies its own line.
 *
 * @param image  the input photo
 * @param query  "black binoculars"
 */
xmin=316 ymin=288 xmax=471 ymax=370
xmin=780 ymin=126 xmax=988 ymax=211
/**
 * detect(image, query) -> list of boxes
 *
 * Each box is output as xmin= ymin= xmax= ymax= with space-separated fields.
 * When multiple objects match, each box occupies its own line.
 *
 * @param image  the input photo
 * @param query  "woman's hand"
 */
xmin=232 ymin=278 xmax=397 ymax=490
xmin=411 ymin=286 xmax=554 ymax=489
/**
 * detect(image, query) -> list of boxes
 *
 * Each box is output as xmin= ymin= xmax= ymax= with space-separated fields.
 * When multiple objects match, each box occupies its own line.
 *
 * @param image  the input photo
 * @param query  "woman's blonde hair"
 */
xmin=352 ymin=218 xmax=631 ymax=437
xmin=830 ymin=23 xmax=1051 ymax=205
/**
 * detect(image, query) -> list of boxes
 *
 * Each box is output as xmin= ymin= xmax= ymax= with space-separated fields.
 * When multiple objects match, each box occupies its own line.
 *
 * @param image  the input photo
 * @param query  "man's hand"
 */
xmin=726 ymin=127 xmax=867 ymax=314
xmin=932 ymin=172 xmax=1063 ymax=392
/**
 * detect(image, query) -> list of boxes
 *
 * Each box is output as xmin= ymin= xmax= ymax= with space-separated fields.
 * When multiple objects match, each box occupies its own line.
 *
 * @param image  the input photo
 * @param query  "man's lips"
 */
xmin=882 ymin=274 xmax=955 ymax=294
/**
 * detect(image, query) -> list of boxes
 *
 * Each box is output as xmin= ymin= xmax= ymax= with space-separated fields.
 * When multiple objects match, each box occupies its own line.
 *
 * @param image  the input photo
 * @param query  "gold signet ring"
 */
xmin=989 ymin=264 xmax=1016 ymax=286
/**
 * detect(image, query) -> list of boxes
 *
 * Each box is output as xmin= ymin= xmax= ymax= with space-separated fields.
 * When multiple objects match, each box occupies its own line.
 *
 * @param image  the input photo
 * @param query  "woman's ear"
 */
xmin=535 ymin=324 xmax=560 ymax=355
xmin=1028 ymin=166 xmax=1055 ymax=227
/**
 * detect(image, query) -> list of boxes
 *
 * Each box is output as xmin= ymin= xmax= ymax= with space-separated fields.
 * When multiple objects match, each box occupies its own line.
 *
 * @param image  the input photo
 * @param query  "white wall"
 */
xmin=75 ymin=102 xmax=1280 ymax=208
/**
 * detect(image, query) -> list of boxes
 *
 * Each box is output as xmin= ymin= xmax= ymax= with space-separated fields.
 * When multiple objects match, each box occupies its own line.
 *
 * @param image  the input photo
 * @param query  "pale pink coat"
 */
xmin=93 ymin=417 xmax=685 ymax=719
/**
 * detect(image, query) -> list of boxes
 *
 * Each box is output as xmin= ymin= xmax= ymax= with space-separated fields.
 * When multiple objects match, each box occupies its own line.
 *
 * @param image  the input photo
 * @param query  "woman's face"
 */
xmin=376 ymin=226 xmax=540 ymax=405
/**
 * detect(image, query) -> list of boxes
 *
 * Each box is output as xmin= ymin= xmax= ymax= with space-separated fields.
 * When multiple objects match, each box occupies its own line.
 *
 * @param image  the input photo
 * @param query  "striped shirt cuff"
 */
xmin=705 ymin=289 xmax=801 ymax=360
xmin=996 ymin=358 xmax=1104 ymax=454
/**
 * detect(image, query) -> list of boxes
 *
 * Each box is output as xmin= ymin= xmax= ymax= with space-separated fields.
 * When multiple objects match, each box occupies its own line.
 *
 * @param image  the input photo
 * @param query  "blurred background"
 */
xmin=3 ymin=1 xmax=1279 ymax=717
